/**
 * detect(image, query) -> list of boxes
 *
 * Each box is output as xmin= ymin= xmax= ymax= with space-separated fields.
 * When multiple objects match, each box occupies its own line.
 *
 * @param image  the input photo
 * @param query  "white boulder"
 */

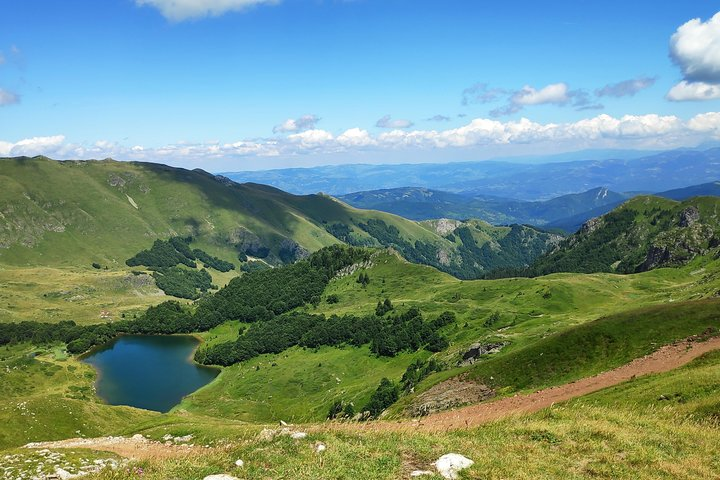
xmin=203 ymin=475 xmax=240 ymax=480
xmin=291 ymin=432 xmax=308 ymax=440
xmin=434 ymin=453 xmax=474 ymax=479
xmin=234 ymin=459 xmax=244 ymax=467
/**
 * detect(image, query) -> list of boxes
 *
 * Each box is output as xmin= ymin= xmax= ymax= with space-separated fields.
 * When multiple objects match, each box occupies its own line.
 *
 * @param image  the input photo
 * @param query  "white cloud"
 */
xmin=337 ymin=128 xmax=376 ymax=147
xmin=488 ymin=83 xmax=596 ymax=117
xmin=135 ymin=0 xmax=279 ymax=21
xmin=511 ymin=83 xmax=570 ymax=106
xmin=287 ymin=129 xmax=334 ymax=148
xmin=0 ymin=135 xmax=66 ymax=157
xmin=5 ymin=112 xmax=720 ymax=162
xmin=668 ymin=12 xmax=720 ymax=101
xmin=376 ymin=115 xmax=414 ymax=129
xmin=273 ymin=114 xmax=320 ymax=133
xmin=667 ymin=80 xmax=720 ymax=101
xmin=670 ymin=12 xmax=720 ymax=83
xmin=0 ymin=88 xmax=19 ymax=106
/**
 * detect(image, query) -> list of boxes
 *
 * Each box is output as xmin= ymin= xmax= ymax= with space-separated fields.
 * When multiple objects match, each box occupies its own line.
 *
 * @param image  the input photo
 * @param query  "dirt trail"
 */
xmin=357 ymin=335 xmax=720 ymax=433
xmin=25 ymin=336 xmax=720 ymax=459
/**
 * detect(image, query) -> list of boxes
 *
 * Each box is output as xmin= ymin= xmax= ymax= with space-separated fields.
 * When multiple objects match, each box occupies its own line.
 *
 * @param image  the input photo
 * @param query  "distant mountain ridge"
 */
xmin=339 ymin=186 xmax=629 ymax=230
xmin=222 ymin=147 xmax=720 ymax=199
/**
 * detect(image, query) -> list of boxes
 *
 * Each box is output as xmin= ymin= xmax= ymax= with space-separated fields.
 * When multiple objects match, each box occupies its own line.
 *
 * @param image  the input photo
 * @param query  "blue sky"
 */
xmin=2 ymin=0 xmax=720 ymax=170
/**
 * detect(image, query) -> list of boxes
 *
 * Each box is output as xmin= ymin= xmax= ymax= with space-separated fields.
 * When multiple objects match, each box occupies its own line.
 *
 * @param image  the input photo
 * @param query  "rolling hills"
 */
xmin=0 ymin=156 xmax=553 ymax=272
xmin=2 ymin=156 xmax=720 ymax=479
xmin=339 ymin=186 xmax=628 ymax=228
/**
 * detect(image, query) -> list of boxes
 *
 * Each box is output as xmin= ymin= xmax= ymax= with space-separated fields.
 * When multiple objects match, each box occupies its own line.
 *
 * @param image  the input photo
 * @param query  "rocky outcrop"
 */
xmin=679 ymin=206 xmax=700 ymax=227
xmin=458 ymin=341 xmax=508 ymax=366
xmin=408 ymin=376 xmax=494 ymax=417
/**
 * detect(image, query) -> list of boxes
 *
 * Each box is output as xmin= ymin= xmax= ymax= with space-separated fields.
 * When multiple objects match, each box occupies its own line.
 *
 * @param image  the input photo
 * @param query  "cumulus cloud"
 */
xmin=488 ymin=83 xmax=597 ymax=117
xmin=0 ymin=88 xmax=19 ymax=106
xmin=273 ymin=114 xmax=320 ymax=133
xmin=667 ymin=80 xmax=720 ymax=101
xmin=512 ymin=83 xmax=570 ymax=106
xmin=596 ymin=76 xmax=656 ymax=97
xmin=668 ymin=12 xmax=720 ymax=101
xmin=376 ymin=115 xmax=414 ymax=129
xmin=135 ymin=0 xmax=279 ymax=21
xmin=7 ymin=112 xmax=720 ymax=162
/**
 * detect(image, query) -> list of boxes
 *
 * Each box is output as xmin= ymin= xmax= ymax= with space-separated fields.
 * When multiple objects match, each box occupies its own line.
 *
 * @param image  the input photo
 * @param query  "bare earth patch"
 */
xmin=406 ymin=375 xmax=495 ymax=417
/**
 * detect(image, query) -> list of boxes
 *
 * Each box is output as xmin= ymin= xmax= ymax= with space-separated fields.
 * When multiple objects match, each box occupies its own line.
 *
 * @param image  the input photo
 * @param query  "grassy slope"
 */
xmin=171 ymin=251 xmax=720 ymax=424
xmin=0 ymin=343 xmax=158 ymax=449
xmin=26 ymin=350 xmax=720 ymax=480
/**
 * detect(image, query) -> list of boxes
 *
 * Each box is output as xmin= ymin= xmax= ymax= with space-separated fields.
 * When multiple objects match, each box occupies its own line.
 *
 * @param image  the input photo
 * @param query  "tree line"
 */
xmin=195 ymin=307 xmax=456 ymax=366
xmin=0 ymin=245 xmax=371 ymax=355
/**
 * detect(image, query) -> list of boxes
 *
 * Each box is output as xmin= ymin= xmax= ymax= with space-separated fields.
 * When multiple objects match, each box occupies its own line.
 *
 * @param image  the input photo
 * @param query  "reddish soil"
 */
xmin=365 ymin=335 xmax=720 ymax=433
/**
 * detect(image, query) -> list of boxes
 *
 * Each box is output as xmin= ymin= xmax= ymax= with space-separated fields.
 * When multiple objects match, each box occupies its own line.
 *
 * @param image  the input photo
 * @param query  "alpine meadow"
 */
xmin=3 ymin=2 xmax=720 ymax=480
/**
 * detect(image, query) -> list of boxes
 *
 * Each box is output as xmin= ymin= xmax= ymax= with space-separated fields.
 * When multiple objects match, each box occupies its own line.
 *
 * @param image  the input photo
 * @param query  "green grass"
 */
xmin=177 ymin=345 xmax=428 ymax=423
xmin=0 ymin=343 xmax=158 ymax=450
xmin=464 ymin=298 xmax=720 ymax=391
xmin=45 ymin=350 xmax=720 ymax=479
xmin=0 ymin=266 xmax=172 ymax=324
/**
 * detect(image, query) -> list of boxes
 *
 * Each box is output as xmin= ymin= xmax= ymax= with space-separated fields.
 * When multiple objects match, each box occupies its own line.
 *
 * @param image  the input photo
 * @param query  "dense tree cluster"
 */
xmin=362 ymin=378 xmax=400 ymax=419
xmin=152 ymin=267 xmax=213 ymax=300
xmin=2 ymin=246 xmax=374 ymax=355
xmin=192 ymin=249 xmax=235 ymax=272
xmin=327 ymin=399 xmax=355 ymax=420
xmin=195 ymin=307 xmax=455 ymax=366
xmin=240 ymin=261 xmax=269 ymax=273
xmin=528 ymin=209 xmax=640 ymax=275
xmin=126 ymin=238 xmax=197 ymax=269
xmin=400 ymin=358 xmax=443 ymax=393
xmin=126 ymin=236 xmax=235 ymax=273
xmin=375 ymin=298 xmax=393 ymax=316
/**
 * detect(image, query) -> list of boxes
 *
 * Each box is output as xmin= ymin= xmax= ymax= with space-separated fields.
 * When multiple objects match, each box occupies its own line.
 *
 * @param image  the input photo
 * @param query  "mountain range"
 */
xmin=222 ymin=147 xmax=720 ymax=200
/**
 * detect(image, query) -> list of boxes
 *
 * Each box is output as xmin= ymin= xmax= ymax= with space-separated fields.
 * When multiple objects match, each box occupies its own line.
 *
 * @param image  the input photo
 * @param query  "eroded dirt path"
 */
xmin=359 ymin=336 xmax=720 ymax=433
xmin=25 ymin=336 xmax=720 ymax=459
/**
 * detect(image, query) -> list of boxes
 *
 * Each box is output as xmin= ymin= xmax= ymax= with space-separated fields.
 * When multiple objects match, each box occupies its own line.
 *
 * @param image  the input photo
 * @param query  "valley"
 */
xmin=1 ymin=156 xmax=720 ymax=480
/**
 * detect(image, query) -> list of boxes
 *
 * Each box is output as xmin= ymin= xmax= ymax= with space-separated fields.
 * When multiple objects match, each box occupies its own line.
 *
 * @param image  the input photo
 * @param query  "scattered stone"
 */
xmin=173 ymin=434 xmax=193 ymax=443
xmin=434 ymin=454 xmax=474 ymax=480
xmin=315 ymin=442 xmax=326 ymax=453
xmin=279 ymin=420 xmax=289 ymax=426
xmin=131 ymin=434 xmax=145 ymax=441
xmin=203 ymin=475 xmax=240 ymax=480
xmin=410 ymin=470 xmax=434 ymax=477
xmin=55 ymin=467 xmax=79 ymax=480
xmin=291 ymin=432 xmax=308 ymax=440
xmin=234 ymin=459 xmax=244 ymax=468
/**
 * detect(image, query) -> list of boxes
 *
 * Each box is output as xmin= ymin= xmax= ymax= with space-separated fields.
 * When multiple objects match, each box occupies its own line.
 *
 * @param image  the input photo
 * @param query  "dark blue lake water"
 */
xmin=82 ymin=335 xmax=219 ymax=412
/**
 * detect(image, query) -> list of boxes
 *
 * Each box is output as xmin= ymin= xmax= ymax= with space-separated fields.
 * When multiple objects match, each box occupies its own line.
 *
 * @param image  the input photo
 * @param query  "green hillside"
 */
xmin=530 ymin=195 xmax=720 ymax=275
xmin=0 ymin=157 xmax=563 ymax=324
